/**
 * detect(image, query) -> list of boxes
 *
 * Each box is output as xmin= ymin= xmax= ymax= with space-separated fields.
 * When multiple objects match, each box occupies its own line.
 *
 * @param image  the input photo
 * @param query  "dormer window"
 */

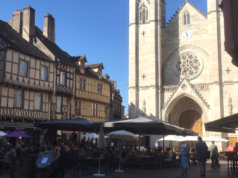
xmin=81 ymin=61 xmax=85 ymax=70
xmin=184 ymin=11 xmax=190 ymax=25
xmin=139 ymin=4 xmax=149 ymax=23
xmin=98 ymin=68 xmax=102 ymax=78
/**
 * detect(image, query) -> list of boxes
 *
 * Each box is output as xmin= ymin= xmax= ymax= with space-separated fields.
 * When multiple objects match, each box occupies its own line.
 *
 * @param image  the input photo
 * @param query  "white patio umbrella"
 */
xmin=107 ymin=130 xmax=135 ymax=173
xmin=215 ymin=137 xmax=229 ymax=142
xmin=83 ymin=133 xmax=108 ymax=139
xmin=0 ymin=131 xmax=6 ymax=136
xmin=158 ymin=135 xmax=183 ymax=141
xmin=83 ymin=133 xmax=99 ymax=138
xmin=93 ymin=126 xmax=106 ymax=177
xmin=178 ymin=136 xmax=202 ymax=142
xmin=203 ymin=136 xmax=229 ymax=142
xmin=107 ymin=130 xmax=135 ymax=140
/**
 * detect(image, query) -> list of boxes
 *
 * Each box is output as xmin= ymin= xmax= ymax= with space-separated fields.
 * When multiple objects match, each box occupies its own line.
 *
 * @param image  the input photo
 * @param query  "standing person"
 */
xmin=209 ymin=141 xmax=218 ymax=168
xmin=233 ymin=143 xmax=238 ymax=152
xmin=227 ymin=143 xmax=234 ymax=151
xmin=196 ymin=136 xmax=208 ymax=177
xmin=180 ymin=144 xmax=189 ymax=176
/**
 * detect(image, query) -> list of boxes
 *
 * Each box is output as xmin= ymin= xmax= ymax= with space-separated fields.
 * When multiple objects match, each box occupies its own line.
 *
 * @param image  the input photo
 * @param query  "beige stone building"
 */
xmin=129 ymin=0 xmax=237 ymax=149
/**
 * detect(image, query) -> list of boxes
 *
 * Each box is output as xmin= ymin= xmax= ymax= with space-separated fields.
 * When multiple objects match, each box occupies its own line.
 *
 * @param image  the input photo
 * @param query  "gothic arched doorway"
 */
xmin=179 ymin=110 xmax=203 ymax=136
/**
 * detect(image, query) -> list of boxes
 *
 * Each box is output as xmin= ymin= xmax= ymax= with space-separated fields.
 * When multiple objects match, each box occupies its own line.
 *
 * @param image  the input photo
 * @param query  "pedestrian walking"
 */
xmin=180 ymin=144 xmax=189 ymax=176
xmin=196 ymin=136 xmax=208 ymax=177
xmin=209 ymin=141 xmax=218 ymax=168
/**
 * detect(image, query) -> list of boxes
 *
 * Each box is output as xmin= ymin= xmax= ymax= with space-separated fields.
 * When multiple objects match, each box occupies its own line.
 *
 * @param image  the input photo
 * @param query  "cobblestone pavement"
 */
xmin=0 ymin=161 xmax=229 ymax=178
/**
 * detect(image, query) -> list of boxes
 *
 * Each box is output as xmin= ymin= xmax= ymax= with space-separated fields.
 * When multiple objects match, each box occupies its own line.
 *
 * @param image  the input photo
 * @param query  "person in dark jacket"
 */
xmin=196 ymin=136 xmax=208 ymax=177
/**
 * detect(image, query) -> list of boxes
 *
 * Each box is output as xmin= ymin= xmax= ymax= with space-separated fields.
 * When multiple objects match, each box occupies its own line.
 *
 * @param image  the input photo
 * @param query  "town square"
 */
xmin=0 ymin=0 xmax=238 ymax=177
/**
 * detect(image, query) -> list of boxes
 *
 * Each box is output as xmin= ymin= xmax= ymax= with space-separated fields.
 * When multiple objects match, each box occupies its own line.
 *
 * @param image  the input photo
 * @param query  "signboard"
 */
xmin=11 ymin=158 xmax=34 ymax=178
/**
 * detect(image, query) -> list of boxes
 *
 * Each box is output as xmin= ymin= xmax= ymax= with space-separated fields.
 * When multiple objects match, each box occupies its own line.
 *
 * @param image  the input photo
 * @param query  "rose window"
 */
xmin=176 ymin=54 xmax=202 ymax=79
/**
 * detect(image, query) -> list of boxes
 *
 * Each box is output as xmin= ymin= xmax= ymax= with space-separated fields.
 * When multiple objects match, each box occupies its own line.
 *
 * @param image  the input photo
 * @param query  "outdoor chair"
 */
xmin=57 ymin=156 xmax=74 ymax=178
xmin=101 ymin=155 xmax=113 ymax=175
xmin=78 ymin=158 xmax=89 ymax=176
xmin=164 ymin=154 xmax=177 ymax=168
xmin=226 ymin=152 xmax=237 ymax=176
xmin=87 ymin=158 xmax=100 ymax=176
xmin=123 ymin=154 xmax=135 ymax=172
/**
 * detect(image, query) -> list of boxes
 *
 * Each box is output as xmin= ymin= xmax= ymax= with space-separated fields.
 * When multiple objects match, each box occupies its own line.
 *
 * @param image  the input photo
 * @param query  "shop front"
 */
xmin=0 ymin=120 xmax=42 ymax=146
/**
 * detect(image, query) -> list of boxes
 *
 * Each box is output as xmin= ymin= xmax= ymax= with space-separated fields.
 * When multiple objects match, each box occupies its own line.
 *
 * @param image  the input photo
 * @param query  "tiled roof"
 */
xmin=35 ymin=26 xmax=76 ymax=67
xmin=71 ymin=55 xmax=87 ymax=62
xmin=75 ymin=68 xmax=111 ymax=84
xmin=85 ymin=63 xmax=103 ymax=69
xmin=0 ymin=20 xmax=53 ymax=62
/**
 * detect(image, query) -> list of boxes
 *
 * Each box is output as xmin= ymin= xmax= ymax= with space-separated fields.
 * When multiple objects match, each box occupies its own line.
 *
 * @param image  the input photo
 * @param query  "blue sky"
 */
xmin=0 ymin=0 xmax=207 ymax=115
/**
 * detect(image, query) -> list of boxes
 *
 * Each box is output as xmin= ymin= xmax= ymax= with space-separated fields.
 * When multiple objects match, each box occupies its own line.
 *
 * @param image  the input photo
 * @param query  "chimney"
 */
xmin=8 ymin=10 xmax=23 ymax=33
xmin=113 ymin=81 xmax=117 ymax=89
xmin=22 ymin=5 xmax=35 ymax=43
xmin=43 ymin=13 xmax=55 ymax=43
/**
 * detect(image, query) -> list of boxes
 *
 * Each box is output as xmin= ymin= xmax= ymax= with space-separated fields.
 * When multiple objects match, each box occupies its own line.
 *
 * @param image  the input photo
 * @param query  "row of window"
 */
xmin=14 ymin=90 xmax=42 ymax=110
xmin=19 ymin=61 xmax=103 ymax=95
xmin=74 ymin=100 xmax=98 ymax=117
xmin=13 ymin=91 xmax=100 ymax=117
xmin=79 ymin=78 xmax=102 ymax=95
xmin=19 ymin=61 xmax=48 ymax=81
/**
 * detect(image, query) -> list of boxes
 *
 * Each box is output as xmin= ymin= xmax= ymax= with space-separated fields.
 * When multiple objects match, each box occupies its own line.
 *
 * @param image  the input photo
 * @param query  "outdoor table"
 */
xmin=136 ymin=155 xmax=155 ymax=169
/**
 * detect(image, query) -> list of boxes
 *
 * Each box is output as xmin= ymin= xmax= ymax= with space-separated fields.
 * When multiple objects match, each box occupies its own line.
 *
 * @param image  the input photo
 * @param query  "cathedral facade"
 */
xmin=128 ymin=0 xmax=238 ymax=147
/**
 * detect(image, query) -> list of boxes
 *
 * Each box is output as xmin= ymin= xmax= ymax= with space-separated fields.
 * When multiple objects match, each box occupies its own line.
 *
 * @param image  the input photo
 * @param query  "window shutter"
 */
xmin=184 ymin=14 xmax=187 ymax=25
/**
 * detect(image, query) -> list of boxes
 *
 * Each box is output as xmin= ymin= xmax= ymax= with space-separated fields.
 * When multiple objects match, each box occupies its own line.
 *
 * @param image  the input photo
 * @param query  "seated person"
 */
xmin=190 ymin=149 xmax=198 ymax=164
xmin=91 ymin=146 xmax=99 ymax=158
xmin=122 ymin=148 xmax=134 ymax=163
xmin=38 ymin=147 xmax=46 ymax=157
xmin=33 ymin=144 xmax=40 ymax=155
xmin=4 ymin=145 xmax=16 ymax=163
xmin=164 ymin=148 xmax=172 ymax=162
xmin=227 ymin=143 xmax=234 ymax=152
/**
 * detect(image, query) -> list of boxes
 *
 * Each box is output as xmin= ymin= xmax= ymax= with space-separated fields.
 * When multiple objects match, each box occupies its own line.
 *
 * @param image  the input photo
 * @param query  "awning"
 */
xmin=93 ymin=116 xmax=198 ymax=136
xmin=205 ymin=113 xmax=238 ymax=133
xmin=35 ymin=118 xmax=94 ymax=131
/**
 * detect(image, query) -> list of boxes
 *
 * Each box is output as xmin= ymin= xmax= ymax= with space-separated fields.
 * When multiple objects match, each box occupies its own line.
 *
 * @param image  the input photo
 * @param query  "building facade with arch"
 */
xmin=128 ymin=0 xmax=238 ymax=148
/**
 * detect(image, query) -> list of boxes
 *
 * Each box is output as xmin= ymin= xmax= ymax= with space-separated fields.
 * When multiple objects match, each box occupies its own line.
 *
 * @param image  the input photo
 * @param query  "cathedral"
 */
xmin=128 ymin=0 xmax=238 ymax=148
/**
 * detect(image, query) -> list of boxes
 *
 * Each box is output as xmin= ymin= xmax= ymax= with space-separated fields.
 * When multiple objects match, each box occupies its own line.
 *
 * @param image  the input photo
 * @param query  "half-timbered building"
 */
xmin=0 ymin=5 xmax=125 ymax=144
xmin=0 ymin=8 xmax=55 ymax=139
xmin=71 ymin=59 xmax=111 ymax=122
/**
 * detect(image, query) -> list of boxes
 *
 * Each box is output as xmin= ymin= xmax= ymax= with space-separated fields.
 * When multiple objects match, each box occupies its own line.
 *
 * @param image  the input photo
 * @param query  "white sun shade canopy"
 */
xmin=158 ymin=135 xmax=184 ymax=141
xmin=107 ymin=130 xmax=135 ymax=140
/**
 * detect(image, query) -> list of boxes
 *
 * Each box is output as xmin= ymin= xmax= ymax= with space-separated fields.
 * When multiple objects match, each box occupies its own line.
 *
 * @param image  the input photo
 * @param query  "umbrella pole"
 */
xmin=115 ymin=140 xmax=124 ymax=173
xmin=163 ymin=135 xmax=165 ymax=151
xmin=98 ymin=148 xmax=101 ymax=174
xmin=139 ymin=132 xmax=141 ymax=151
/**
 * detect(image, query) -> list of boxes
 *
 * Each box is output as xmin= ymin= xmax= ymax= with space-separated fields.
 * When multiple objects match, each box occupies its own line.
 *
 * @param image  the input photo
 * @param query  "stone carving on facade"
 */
xmin=181 ymin=84 xmax=187 ymax=90
xmin=163 ymin=78 xmax=210 ymax=110
xmin=176 ymin=53 xmax=203 ymax=80
xmin=193 ymin=84 xmax=210 ymax=91
xmin=228 ymin=95 xmax=233 ymax=115
xmin=139 ymin=0 xmax=150 ymax=4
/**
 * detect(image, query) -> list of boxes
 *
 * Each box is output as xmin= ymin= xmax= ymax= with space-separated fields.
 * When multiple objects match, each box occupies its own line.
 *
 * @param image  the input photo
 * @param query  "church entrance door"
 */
xmin=179 ymin=110 xmax=202 ymax=150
